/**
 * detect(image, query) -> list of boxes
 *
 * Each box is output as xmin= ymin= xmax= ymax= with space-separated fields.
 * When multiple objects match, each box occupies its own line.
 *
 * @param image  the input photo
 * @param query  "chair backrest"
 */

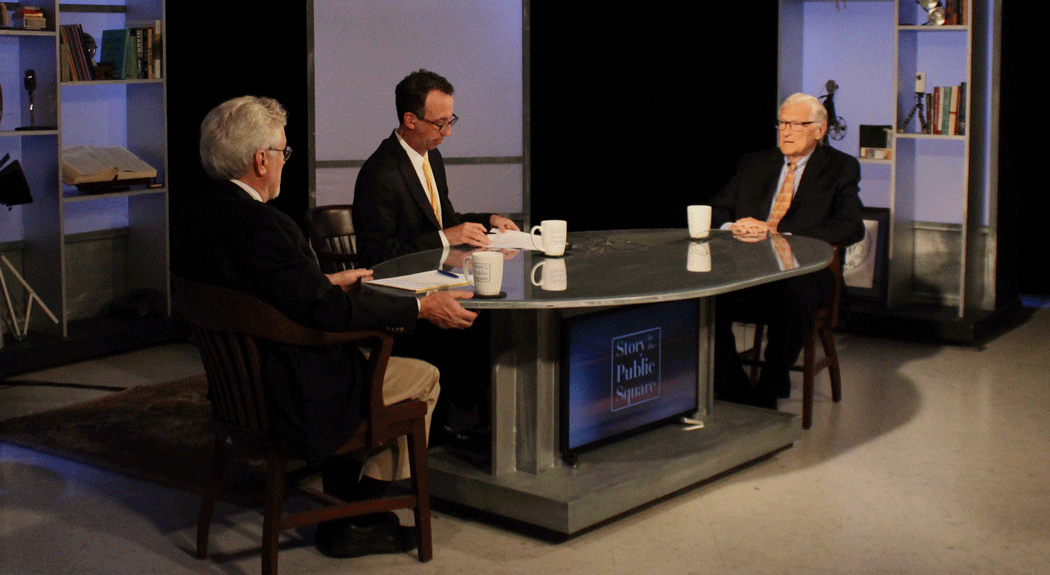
xmin=171 ymin=275 xmax=395 ymax=444
xmin=306 ymin=204 xmax=357 ymax=273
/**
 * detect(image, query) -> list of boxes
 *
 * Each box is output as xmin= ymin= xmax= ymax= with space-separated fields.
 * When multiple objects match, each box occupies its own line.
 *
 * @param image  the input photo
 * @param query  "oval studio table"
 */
xmin=367 ymin=229 xmax=832 ymax=535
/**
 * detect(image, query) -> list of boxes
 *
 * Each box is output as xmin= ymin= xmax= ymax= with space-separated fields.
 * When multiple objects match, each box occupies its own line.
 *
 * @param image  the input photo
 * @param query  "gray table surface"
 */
xmin=366 ymin=228 xmax=834 ymax=308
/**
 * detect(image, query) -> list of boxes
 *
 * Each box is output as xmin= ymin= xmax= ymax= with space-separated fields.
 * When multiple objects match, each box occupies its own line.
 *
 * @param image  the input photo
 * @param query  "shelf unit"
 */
xmin=0 ymin=0 xmax=168 ymax=368
xmin=778 ymin=0 xmax=1006 ymax=341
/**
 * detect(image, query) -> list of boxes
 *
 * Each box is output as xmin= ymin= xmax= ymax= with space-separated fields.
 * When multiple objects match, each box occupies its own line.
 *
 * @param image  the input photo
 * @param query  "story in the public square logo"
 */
xmin=610 ymin=327 xmax=661 ymax=411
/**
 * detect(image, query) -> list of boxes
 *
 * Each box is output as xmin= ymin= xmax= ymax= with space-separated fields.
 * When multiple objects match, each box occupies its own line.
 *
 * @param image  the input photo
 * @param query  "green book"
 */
xmin=100 ymin=29 xmax=130 ymax=80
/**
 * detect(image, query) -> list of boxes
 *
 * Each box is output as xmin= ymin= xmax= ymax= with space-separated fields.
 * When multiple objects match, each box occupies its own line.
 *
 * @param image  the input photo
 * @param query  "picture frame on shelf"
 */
xmin=843 ymin=207 xmax=890 ymax=303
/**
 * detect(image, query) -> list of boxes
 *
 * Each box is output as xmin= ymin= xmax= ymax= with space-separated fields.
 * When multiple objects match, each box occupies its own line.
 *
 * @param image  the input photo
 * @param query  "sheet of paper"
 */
xmin=487 ymin=230 xmax=537 ymax=250
xmin=366 ymin=270 xmax=468 ymax=293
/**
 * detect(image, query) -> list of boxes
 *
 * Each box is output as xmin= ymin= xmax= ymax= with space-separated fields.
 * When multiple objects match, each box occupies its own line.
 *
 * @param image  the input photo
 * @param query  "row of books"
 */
xmin=927 ymin=83 xmax=967 ymax=136
xmin=59 ymin=21 xmax=162 ymax=83
xmin=60 ymin=24 xmax=96 ymax=82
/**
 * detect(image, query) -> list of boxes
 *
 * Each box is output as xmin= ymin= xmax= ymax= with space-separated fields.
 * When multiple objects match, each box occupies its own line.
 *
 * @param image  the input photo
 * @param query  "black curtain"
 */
xmin=530 ymin=6 xmax=779 ymax=231
xmin=1000 ymin=3 xmax=1045 ymax=296
xmin=166 ymin=5 xmax=310 ymax=233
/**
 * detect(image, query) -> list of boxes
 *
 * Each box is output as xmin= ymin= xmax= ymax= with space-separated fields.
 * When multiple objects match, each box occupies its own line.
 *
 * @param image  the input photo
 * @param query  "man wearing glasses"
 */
xmin=174 ymin=96 xmax=480 ymax=558
xmin=707 ymin=92 xmax=864 ymax=409
xmin=353 ymin=69 xmax=519 ymax=269
xmin=353 ymin=70 xmax=518 ymax=447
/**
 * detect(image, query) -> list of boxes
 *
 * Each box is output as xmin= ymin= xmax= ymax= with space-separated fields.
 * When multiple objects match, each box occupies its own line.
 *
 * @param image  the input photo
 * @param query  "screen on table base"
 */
xmin=561 ymin=299 xmax=700 ymax=454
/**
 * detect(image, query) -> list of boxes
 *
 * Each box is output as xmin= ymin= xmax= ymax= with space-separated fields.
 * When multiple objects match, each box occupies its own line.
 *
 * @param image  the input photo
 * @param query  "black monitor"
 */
xmin=560 ymin=298 xmax=700 ymax=457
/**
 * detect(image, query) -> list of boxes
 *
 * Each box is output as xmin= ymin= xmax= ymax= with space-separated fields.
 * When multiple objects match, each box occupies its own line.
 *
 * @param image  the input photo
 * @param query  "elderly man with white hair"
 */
xmin=707 ymin=92 xmax=865 ymax=409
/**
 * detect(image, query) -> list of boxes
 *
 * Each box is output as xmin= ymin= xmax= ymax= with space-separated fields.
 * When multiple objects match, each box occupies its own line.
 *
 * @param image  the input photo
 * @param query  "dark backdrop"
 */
xmin=529 ymin=6 xmax=779 ymax=231
xmin=999 ymin=3 xmax=1045 ymax=296
xmin=166 ymin=4 xmax=777 ymax=237
xmin=166 ymin=5 xmax=311 ymax=232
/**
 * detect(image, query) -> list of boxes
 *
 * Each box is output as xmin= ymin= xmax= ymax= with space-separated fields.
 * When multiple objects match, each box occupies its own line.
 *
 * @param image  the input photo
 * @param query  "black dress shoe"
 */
xmin=315 ymin=515 xmax=418 ymax=558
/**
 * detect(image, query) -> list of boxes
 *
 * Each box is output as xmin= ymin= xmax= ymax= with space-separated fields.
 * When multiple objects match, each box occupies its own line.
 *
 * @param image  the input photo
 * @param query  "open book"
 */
xmin=61 ymin=146 xmax=158 ymax=187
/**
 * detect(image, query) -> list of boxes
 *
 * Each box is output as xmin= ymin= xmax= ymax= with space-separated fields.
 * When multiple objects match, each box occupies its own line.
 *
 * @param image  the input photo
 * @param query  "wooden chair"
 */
xmin=172 ymin=276 xmax=432 ymax=575
xmin=306 ymin=204 xmax=358 ymax=272
xmin=739 ymin=245 xmax=845 ymax=429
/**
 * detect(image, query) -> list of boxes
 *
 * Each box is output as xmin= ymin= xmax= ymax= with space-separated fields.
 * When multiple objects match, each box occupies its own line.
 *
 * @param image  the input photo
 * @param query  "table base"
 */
xmin=429 ymin=401 xmax=800 ymax=535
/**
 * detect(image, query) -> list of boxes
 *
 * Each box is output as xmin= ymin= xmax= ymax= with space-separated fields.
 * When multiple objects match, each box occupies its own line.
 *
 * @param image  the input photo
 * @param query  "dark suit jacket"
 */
xmin=171 ymin=181 xmax=419 ymax=466
xmin=353 ymin=131 xmax=492 ymax=268
xmin=709 ymin=145 xmax=865 ymax=246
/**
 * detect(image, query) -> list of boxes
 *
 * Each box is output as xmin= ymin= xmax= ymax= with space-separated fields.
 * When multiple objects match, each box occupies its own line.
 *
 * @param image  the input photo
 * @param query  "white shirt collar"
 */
xmin=785 ymin=148 xmax=815 ymax=170
xmin=395 ymin=130 xmax=427 ymax=171
xmin=231 ymin=179 xmax=264 ymax=202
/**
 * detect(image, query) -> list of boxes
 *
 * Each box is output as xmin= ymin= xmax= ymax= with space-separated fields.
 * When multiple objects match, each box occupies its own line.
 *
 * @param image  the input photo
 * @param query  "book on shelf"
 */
xmin=944 ymin=0 xmax=967 ymax=25
xmin=99 ymin=29 xmax=131 ymax=80
xmin=12 ymin=5 xmax=45 ymax=29
xmin=61 ymin=146 xmax=157 ymax=188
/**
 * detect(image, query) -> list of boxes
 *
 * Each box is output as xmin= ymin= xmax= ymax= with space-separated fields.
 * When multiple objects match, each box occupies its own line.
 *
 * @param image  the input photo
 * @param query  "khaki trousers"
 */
xmin=361 ymin=356 xmax=440 ymax=481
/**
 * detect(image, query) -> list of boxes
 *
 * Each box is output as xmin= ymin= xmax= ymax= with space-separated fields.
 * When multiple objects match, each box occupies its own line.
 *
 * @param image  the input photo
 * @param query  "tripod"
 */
xmin=899 ymin=92 xmax=929 ymax=133
xmin=0 ymin=254 xmax=59 ymax=343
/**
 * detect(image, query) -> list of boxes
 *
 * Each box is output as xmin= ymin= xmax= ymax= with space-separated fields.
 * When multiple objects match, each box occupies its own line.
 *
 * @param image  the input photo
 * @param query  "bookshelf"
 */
xmin=778 ymin=0 xmax=1008 ymax=341
xmin=0 ymin=0 xmax=169 ymax=371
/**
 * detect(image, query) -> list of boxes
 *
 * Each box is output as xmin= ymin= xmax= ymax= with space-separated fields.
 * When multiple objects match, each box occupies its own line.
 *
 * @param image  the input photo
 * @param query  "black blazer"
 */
xmin=709 ymin=145 xmax=865 ymax=246
xmin=353 ymin=131 xmax=491 ymax=268
xmin=171 ymin=181 xmax=419 ymax=466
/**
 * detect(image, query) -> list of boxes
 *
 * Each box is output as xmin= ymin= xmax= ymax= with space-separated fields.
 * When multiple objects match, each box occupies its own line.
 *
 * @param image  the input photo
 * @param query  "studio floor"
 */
xmin=2 ymin=301 xmax=1049 ymax=575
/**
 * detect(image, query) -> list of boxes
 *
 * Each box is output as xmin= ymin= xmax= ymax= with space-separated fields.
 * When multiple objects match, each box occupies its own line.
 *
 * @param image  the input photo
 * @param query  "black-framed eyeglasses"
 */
xmin=267 ymin=146 xmax=293 ymax=161
xmin=417 ymin=113 xmax=459 ymax=131
xmin=776 ymin=120 xmax=815 ymax=131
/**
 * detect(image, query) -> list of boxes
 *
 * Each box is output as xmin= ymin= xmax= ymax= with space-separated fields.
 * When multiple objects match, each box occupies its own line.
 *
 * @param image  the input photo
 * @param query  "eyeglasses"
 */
xmin=776 ymin=120 xmax=816 ymax=131
xmin=267 ymin=146 xmax=293 ymax=161
xmin=417 ymin=113 xmax=459 ymax=131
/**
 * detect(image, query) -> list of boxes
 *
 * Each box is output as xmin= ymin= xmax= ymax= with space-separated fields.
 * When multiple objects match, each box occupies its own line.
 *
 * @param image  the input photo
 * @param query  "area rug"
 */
xmin=0 ymin=374 xmax=266 ymax=504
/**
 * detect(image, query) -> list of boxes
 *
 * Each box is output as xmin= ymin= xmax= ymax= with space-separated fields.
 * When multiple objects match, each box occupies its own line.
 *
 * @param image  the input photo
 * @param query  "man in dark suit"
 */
xmin=708 ymin=92 xmax=865 ymax=408
xmin=353 ymin=70 xmax=518 ymax=442
xmin=353 ymin=69 xmax=519 ymax=269
xmin=172 ymin=96 xmax=478 ymax=558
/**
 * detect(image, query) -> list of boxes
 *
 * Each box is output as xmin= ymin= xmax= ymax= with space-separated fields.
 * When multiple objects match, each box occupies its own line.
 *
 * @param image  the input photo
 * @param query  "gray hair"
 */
xmin=199 ymin=96 xmax=287 ymax=180
xmin=780 ymin=93 xmax=827 ymax=125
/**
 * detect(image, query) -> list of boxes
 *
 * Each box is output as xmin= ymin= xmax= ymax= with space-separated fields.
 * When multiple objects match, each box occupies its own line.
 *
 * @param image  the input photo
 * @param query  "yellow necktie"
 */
xmin=422 ymin=156 xmax=442 ymax=228
xmin=767 ymin=161 xmax=796 ymax=231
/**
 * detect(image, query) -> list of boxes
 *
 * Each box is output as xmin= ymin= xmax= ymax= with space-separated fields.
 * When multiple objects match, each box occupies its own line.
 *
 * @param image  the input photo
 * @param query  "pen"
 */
xmin=437 ymin=269 xmax=459 ymax=278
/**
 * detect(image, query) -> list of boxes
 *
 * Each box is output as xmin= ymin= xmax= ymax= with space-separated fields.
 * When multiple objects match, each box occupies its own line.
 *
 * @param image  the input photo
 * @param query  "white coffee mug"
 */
xmin=687 ymin=242 xmax=711 ymax=272
xmin=530 ymin=259 xmax=567 ymax=291
xmin=462 ymin=251 xmax=504 ymax=297
xmin=687 ymin=205 xmax=712 ymax=239
xmin=530 ymin=220 xmax=567 ymax=257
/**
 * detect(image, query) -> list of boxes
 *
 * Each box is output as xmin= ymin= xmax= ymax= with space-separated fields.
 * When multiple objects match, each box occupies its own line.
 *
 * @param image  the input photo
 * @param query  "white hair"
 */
xmin=199 ymin=96 xmax=287 ymax=180
xmin=779 ymin=93 xmax=827 ymax=124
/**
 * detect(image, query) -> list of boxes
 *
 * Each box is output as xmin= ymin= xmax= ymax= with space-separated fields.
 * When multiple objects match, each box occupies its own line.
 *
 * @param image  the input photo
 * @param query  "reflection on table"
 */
xmin=369 ymin=229 xmax=832 ymax=308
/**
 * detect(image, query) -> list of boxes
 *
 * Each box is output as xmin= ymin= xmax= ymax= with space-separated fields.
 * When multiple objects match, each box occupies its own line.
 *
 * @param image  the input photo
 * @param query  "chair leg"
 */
xmin=801 ymin=331 xmax=817 ymax=430
xmin=407 ymin=418 xmax=433 ymax=562
xmin=820 ymin=328 xmax=842 ymax=403
xmin=261 ymin=453 xmax=288 ymax=575
xmin=197 ymin=435 xmax=230 ymax=559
